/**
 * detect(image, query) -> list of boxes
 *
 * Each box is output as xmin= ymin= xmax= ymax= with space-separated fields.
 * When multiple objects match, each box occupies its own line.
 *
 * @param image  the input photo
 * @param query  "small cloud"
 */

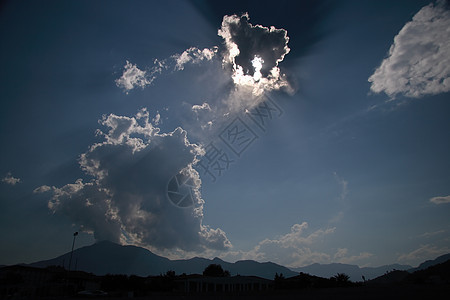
xmin=430 ymin=195 xmax=450 ymax=204
xmin=115 ymin=60 xmax=152 ymax=93
xmin=115 ymin=47 xmax=216 ymax=93
xmin=174 ymin=47 xmax=218 ymax=71
xmin=417 ymin=230 xmax=446 ymax=238
xmin=223 ymin=222 xmax=336 ymax=268
xmin=192 ymin=102 xmax=211 ymax=112
xmin=329 ymin=211 xmax=344 ymax=224
xmin=398 ymin=244 xmax=450 ymax=266
xmin=333 ymin=172 xmax=348 ymax=201
xmin=201 ymin=120 xmax=213 ymax=130
xmin=368 ymin=1 xmax=450 ymax=99
xmin=2 ymin=172 xmax=21 ymax=185
xmin=33 ymin=185 xmax=53 ymax=193
xmin=152 ymin=112 xmax=161 ymax=125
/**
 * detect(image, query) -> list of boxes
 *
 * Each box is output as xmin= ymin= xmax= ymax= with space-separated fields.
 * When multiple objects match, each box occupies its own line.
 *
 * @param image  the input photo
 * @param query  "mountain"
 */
xmin=408 ymin=253 xmax=450 ymax=272
xmin=29 ymin=241 xmax=296 ymax=279
xmin=292 ymin=263 xmax=360 ymax=281
xmin=30 ymin=240 xmax=171 ymax=276
xmin=291 ymin=253 xmax=450 ymax=282
xmin=369 ymin=258 xmax=450 ymax=285
xmin=361 ymin=264 xmax=412 ymax=279
xmin=24 ymin=241 xmax=450 ymax=281
xmin=292 ymin=262 xmax=412 ymax=282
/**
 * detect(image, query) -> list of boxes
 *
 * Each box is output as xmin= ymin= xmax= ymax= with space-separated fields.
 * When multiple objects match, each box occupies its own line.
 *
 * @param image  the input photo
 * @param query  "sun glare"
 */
xmin=251 ymin=55 xmax=264 ymax=82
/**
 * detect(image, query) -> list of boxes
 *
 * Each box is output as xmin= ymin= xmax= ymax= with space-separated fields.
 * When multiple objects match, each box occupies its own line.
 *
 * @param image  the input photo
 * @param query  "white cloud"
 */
xmin=38 ymin=109 xmax=231 ymax=253
xmin=430 ymin=195 xmax=450 ymax=204
xmin=174 ymin=47 xmax=218 ymax=71
xmin=217 ymin=222 xmax=373 ymax=268
xmin=2 ymin=172 xmax=21 ymax=185
xmin=398 ymin=244 xmax=450 ymax=266
xmin=152 ymin=113 xmax=161 ymax=125
xmin=115 ymin=61 xmax=153 ymax=93
xmin=115 ymin=47 xmax=217 ymax=94
xmin=192 ymin=102 xmax=211 ymax=112
xmin=218 ymin=13 xmax=292 ymax=96
xmin=369 ymin=1 xmax=450 ymax=98
xmin=33 ymin=185 xmax=52 ymax=193
xmin=220 ymin=222 xmax=336 ymax=267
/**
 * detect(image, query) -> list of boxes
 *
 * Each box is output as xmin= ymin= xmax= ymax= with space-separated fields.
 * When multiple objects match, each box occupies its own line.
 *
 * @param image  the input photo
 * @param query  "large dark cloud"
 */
xmin=36 ymin=109 xmax=231 ymax=253
xmin=220 ymin=13 xmax=290 ymax=78
xmin=190 ymin=0 xmax=334 ymax=61
xmin=218 ymin=13 xmax=291 ymax=97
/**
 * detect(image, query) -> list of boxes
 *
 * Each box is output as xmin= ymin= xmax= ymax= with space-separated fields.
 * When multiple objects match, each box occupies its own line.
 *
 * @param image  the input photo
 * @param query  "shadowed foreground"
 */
xmin=62 ymin=285 xmax=449 ymax=300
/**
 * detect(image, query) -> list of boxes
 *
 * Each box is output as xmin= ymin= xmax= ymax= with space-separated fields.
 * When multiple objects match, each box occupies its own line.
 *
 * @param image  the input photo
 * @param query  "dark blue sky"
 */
xmin=1 ymin=0 xmax=449 ymax=268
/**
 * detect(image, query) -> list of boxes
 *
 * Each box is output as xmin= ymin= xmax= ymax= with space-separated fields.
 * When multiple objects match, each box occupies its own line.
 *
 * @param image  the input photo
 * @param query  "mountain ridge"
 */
xmin=28 ymin=241 xmax=296 ymax=279
xmin=25 ymin=241 xmax=449 ymax=282
xmin=292 ymin=262 xmax=412 ymax=282
xmin=408 ymin=253 xmax=450 ymax=272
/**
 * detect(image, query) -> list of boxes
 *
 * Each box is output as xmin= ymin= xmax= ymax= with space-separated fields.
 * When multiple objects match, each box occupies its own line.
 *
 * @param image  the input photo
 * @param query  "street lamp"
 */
xmin=68 ymin=231 xmax=78 ymax=272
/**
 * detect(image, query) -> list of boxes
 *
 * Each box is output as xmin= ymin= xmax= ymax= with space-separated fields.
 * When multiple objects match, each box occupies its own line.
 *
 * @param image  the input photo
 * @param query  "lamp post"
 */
xmin=66 ymin=232 xmax=78 ymax=295
xmin=68 ymin=232 xmax=78 ymax=272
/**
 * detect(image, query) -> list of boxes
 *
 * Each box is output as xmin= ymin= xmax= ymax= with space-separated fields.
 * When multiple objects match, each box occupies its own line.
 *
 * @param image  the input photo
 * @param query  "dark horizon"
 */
xmin=1 ymin=0 xmax=449 ymax=281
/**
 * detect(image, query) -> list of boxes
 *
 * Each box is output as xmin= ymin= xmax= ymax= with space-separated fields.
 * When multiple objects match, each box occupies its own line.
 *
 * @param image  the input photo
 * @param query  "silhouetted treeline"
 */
xmin=368 ymin=259 xmax=450 ymax=286
xmin=100 ymin=271 xmax=177 ymax=297
xmin=2 ymin=260 xmax=450 ymax=298
xmin=274 ymin=272 xmax=358 ymax=290
xmin=203 ymin=264 xmax=231 ymax=277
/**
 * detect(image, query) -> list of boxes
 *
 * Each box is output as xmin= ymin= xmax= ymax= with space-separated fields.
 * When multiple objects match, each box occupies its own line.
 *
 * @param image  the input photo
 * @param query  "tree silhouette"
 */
xmin=274 ymin=272 xmax=285 ymax=280
xmin=165 ymin=270 xmax=175 ymax=278
xmin=274 ymin=272 xmax=285 ymax=290
xmin=203 ymin=264 xmax=230 ymax=277
xmin=332 ymin=273 xmax=351 ymax=286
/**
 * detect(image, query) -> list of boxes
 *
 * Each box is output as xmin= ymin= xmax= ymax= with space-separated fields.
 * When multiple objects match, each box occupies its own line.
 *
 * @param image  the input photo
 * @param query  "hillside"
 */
xmin=29 ymin=241 xmax=296 ymax=279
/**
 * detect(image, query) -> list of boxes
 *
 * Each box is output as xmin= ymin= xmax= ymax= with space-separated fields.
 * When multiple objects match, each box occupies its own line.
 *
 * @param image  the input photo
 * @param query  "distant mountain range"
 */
xmin=292 ymin=253 xmax=450 ymax=282
xmin=408 ymin=253 xmax=450 ymax=272
xmin=26 ymin=241 xmax=450 ymax=282
xmin=292 ymin=262 xmax=412 ymax=282
xmin=368 ymin=257 xmax=450 ymax=286
xmin=29 ymin=241 xmax=297 ymax=279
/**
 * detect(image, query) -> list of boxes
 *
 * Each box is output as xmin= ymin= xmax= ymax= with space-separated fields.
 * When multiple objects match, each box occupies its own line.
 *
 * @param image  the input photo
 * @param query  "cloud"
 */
xmin=333 ymin=248 xmax=373 ymax=264
xmin=220 ymin=222 xmax=336 ymax=267
xmin=368 ymin=1 xmax=450 ymax=98
xmin=218 ymin=222 xmax=373 ymax=268
xmin=2 ymin=172 xmax=21 ymax=185
xmin=192 ymin=102 xmax=211 ymax=112
xmin=114 ymin=13 xmax=293 ymax=126
xmin=115 ymin=47 xmax=218 ymax=94
xmin=33 ymin=185 xmax=52 ymax=193
xmin=417 ymin=230 xmax=446 ymax=238
xmin=430 ymin=195 xmax=450 ymax=204
xmin=115 ymin=61 xmax=154 ymax=93
xmin=174 ymin=47 xmax=218 ymax=71
xmin=329 ymin=211 xmax=344 ymax=224
xmin=37 ymin=109 xmax=231 ymax=253
xmin=218 ymin=13 xmax=291 ymax=96
xmin=398 ymin=244 xmax=450 ymax=266
xmin=152 ymin=112 xmax=161 ymax=125
xmin=333 ymin=172 xmax=348 ymax=201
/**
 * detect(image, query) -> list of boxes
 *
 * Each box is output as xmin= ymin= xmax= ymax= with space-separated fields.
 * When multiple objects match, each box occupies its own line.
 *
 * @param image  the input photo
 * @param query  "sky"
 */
xmin=1 ymin=0 xmax=449 ymax=269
